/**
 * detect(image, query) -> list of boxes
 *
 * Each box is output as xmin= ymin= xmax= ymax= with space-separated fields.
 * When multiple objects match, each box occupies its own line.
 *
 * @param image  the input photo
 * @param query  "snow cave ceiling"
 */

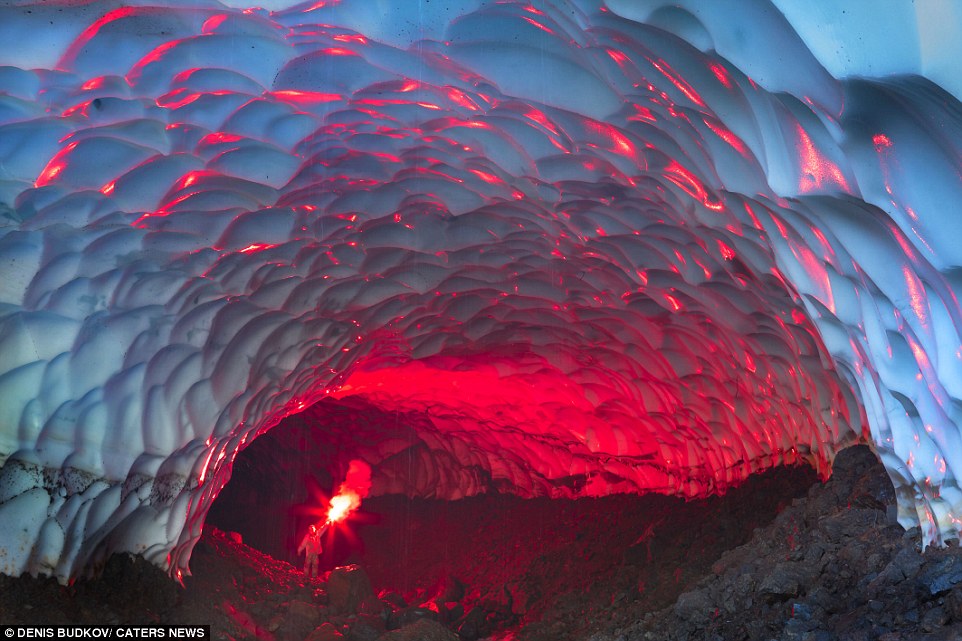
xmin=1 ymin=0 xmax=962 ymax=582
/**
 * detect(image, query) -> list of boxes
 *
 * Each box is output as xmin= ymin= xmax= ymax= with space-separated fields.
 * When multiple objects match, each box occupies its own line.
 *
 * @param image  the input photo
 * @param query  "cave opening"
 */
xmin=204 ymin=394 xmax=829 ymax=639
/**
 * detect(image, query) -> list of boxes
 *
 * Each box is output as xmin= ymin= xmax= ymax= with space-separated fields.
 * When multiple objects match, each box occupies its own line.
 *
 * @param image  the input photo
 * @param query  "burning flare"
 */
xmin=326 ymin=460 xmax=372 ymax=524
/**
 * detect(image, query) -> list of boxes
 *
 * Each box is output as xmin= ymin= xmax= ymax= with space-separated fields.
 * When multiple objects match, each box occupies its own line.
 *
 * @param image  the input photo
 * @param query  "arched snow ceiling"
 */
xmin=1 ymin=0 xmax=961 ymax=582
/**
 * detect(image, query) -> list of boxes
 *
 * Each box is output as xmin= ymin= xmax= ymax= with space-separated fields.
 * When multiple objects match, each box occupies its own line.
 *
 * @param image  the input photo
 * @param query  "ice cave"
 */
xmin=1 ymin=0 xmax=962 ymax=635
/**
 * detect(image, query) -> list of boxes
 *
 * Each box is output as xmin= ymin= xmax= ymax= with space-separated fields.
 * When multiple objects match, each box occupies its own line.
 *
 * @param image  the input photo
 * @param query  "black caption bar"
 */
xmin=1 ymin=627 xmax=209 ymax=640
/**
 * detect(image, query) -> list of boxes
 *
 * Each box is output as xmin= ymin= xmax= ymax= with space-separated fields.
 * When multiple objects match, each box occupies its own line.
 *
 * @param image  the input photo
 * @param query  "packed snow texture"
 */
xmin=0 ymin=0 xmax=960 ymax=581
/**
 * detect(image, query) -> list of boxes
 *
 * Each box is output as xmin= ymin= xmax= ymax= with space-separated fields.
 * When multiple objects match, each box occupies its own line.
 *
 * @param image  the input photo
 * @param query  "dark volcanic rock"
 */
xmin=672 ymin=589 xmax=713 ymax=625
xmin=596 ymin=446 xmax=962 ymax=641
xmin=918 ymin=555 xmax=962 ymax=596
xmin=327 ymin=564 xmax=377 ymax=615
xmin=758 ymin=562 xmax=815 ymax=600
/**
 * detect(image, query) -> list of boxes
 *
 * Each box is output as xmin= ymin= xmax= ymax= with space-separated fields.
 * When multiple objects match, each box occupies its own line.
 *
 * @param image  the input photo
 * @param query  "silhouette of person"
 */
xmin=298 ymin=522 xmax=327 ymax=578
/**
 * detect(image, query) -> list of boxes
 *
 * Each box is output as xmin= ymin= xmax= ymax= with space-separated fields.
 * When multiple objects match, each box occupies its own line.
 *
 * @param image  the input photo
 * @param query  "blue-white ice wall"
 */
xmin=0 ymin=0 xmax=960 ymax=581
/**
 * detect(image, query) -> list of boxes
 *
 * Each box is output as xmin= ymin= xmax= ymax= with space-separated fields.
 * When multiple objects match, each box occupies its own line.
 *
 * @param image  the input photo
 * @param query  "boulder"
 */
xmin=673 ymin=589 xmax=713 ymax=625
xmin=758 ymin=562 xmax=815 ymax=600
xmin=917 ymin=555 xmax=962 ymax=596
xmin=327 ymin=565 xmax=377 ymax=615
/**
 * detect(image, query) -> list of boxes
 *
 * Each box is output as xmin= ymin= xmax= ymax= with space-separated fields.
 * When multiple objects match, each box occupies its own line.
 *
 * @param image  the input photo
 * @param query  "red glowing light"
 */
xmin=324 ymin=460 xmax=371 ymax=524
xmin=327 ymin=493 xmax=355 ymax=523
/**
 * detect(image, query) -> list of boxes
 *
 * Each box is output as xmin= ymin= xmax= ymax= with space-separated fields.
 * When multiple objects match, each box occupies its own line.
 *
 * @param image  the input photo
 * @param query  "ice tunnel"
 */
xmin=1 ymin=0 xmax=961 ymax=583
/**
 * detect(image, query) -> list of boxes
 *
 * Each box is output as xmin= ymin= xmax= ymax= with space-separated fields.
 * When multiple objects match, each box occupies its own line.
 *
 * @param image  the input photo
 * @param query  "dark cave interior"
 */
xmin=203 ymin=397 xmax=824 ymax=638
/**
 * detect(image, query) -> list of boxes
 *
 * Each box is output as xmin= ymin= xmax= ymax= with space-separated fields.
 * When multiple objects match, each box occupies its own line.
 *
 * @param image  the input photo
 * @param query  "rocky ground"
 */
xmin=2 ymin=446 xmax=961 ymax=640
xmin=596 ymin=446 xmax=962 ymax=641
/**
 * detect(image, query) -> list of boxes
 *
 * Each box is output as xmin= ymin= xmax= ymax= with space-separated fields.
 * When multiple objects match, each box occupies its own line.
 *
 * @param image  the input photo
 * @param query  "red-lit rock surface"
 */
xmin=4 ymin=446 xmax=961 ymax=640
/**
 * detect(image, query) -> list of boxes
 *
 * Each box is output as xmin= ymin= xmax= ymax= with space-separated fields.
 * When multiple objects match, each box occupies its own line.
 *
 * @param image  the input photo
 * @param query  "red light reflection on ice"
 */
xmin=469 ymin=168 xmax=504 ymax=185
xmin=321 ymin=47 xmax=358 ymax=57
xmin=903 ymin=265 xmax=930 ymax=330
xmin=703 ymin=118 xmax=750 ymax=158
xmin=270 ymin=90 xmax=343 ymax=107
xmin=332 ymin=34 xmax=368 ymax=45
xmin=81 ymin=77 xmax=108 ymax=91
xmin=708 ymin=62 xmax=732 ymax=89
xmin=57 ymin=6 xmax=141 ymax=70
xmin=128 ymin=40 xmax=182 ymax=82
xmin=716 ymin=239 xmax=735 ymax=261
xmin=201 ymin=14 xmax=229 ymax=35
xmin=157 ymin=88 xmax=234 ymax=110
xmin=795 ymin=124 xmax=850 ymax=193
xmin=239 ymin=243 xmax=280 ymax=254
xmin=664 ymin=161 xmax=723 ymax=210
xmin=649 ymin=58 xmax=705 ymax=108
xmin=522 ymin=16 xmax=555 ymax=34
xmin=36 ymin=141 xmax=78 ymax=186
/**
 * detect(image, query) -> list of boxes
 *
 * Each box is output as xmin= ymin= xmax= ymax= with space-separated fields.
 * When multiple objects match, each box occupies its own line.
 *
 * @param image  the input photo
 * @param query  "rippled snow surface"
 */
xmin=1 ymin=0 xmax=961 ymax=581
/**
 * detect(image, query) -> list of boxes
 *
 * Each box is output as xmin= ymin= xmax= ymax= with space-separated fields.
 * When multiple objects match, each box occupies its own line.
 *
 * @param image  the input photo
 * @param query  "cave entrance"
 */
xmin=205 ymin=395 xmax=823 ymax=639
